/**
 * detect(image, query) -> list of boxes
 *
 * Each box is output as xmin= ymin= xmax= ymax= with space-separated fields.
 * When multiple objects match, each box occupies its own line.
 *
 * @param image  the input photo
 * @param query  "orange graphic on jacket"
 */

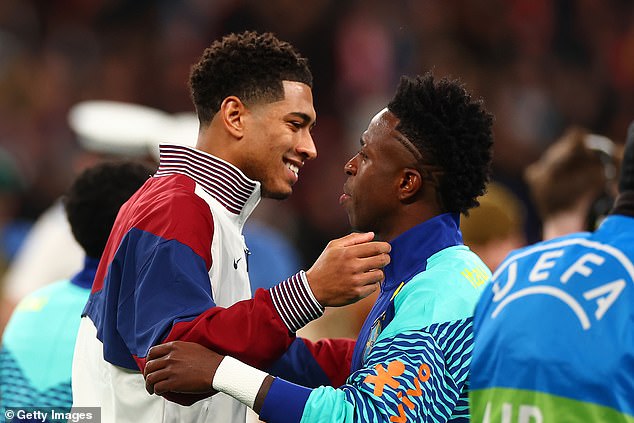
xmin=364 ymin=360 xmax=432 ymax=422
xmin=364 ymin=361 xmax=406 ymax=396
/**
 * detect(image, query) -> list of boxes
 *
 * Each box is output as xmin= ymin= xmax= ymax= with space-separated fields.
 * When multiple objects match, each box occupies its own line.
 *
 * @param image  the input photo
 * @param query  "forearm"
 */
xmin=159 ymin=272 xmax=324 ymax=370
xmin=212 ymin=356 xmax=284 ymax=413
xmin=212 ymin=356 xmax=313 ymax=422
xmin=118 ymin=206 xmax=321 ymax=370
xmin=133 ymin=269 xmax=324 ymax=406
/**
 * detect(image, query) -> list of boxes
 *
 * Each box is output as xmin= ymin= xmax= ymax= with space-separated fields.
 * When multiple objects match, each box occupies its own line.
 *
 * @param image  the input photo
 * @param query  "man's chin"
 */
xmin=261 ymin=187 xmax=292 ymax=200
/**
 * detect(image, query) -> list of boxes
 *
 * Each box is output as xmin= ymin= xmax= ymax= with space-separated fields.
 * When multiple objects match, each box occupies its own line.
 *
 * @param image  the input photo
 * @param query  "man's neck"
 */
xmin=542 ymin=210 xmax=587 ymax=240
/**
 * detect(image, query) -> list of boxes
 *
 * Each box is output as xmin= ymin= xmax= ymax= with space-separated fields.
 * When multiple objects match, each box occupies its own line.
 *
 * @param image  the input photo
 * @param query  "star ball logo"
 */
xmin=490 ymin=237 xmax=633 ymax=330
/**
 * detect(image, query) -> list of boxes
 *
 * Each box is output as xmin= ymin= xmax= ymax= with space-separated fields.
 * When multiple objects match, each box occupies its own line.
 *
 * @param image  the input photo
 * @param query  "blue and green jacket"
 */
xmin=0 ymin=257 xmax=96 ymax=422
xmin=261 ymin=213 xmax=491 ymax=422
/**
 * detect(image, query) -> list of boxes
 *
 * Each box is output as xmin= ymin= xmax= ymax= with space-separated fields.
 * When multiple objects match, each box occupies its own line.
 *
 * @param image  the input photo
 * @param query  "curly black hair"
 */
xmin=63 ymin=161 xmax=152 ymax=258
xmin=190 ymin=31 xmax=313 ymax=125
xmin=387 ymin=73 xmax=494 ymax=215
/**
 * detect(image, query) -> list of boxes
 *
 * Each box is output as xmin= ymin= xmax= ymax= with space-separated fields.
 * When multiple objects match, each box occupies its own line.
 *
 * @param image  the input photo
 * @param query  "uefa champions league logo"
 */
xmin=489 ymin=237 xmax=634 ymax=330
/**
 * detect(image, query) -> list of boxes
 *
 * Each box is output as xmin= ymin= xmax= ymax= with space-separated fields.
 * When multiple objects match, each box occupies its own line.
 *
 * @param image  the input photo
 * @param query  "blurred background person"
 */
xmin=461 ymin=181 xmax=527 ymax=271
xmin=524 ymin=126 xmax=620 ymax=240
xmin=0 ymin=100 xmax=162 ymax=336
xmin=469 ymin=121 xmax=634 ymax=422
xmin=0 ymin=161 xmax=152 ymax=418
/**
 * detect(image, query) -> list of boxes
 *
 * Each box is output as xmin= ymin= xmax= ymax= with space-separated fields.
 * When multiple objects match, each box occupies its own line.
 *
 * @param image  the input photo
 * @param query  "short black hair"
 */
xmin=64 ymin=161 xmax=152 ymax=258
xmin=388 ymin=73 xmax=494 ymax=215
xmin=190 ymin=31 xmax=313 ymax=125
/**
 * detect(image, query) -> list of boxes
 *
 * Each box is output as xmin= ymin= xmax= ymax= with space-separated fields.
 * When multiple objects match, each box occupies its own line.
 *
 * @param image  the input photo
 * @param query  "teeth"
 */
xmin=286 ymin=162 xmax=299 ymax=175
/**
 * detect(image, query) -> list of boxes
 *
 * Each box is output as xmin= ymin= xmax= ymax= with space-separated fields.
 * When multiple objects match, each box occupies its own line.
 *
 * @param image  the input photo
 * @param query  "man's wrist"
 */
xmin=212 ymin=356 xmax=269 ymax=409
xmin=270 ymin=271 xmax=324 ymax=333
xmin=299 ymin=270 xmax=323 ymax=308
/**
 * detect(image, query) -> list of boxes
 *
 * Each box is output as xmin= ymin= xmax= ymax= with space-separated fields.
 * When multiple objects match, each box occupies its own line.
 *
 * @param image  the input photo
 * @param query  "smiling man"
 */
xmin=71 ymin=31 xmax=391 ymax=423
xmin=143 ymin=73 xmax=495 ymax=423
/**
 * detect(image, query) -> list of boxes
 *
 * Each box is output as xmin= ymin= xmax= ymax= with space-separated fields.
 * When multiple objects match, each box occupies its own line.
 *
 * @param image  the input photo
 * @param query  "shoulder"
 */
xmin=124 ymin=175 xmax=215 ymax=234
xmin=408 ymin=245 xmax=491 ymax=305
xmin=107 ymin=174 xmax=216 ymax=264
xmin=134 ymin=174 xmax=210 ymax=213
xmin=384 ymin=246 xmax=491 ymax=337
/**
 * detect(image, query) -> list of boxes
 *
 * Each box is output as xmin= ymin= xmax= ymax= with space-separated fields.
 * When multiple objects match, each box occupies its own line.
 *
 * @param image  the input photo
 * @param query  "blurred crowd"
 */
xmin=0 ymin=0 xmax=633 ymax=314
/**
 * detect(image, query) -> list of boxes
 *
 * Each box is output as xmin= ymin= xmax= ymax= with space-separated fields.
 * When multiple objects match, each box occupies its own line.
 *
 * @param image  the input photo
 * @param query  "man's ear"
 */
xmin=220 ymin=96 xmax=246 ymax=139
xmin=398 ymin=168 xmax=422 ymax=203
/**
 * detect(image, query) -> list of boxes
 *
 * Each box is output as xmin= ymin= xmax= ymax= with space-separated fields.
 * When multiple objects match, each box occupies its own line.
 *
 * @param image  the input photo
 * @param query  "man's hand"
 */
xmin=307 ymin=232 xmax=391 ymax=307
xmin=144 ymin=341 xmax=221 ymax=396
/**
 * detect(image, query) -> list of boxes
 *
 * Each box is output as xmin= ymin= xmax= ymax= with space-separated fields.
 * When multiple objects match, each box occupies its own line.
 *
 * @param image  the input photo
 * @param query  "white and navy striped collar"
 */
xmin=155 ymin=143 xmax=260 ymax=216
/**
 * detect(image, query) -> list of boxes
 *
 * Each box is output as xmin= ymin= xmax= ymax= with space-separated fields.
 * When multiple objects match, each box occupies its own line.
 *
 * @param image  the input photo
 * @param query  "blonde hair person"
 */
xmin=461 ymin=182 xmax=526 ymax=271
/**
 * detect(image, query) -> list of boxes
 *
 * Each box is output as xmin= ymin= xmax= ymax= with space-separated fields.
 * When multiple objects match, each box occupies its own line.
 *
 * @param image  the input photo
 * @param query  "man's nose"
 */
xmin=298 ymin=132 xmax=317 ymax=161
xmin=344 ymin=156 xmax=358 ymax=175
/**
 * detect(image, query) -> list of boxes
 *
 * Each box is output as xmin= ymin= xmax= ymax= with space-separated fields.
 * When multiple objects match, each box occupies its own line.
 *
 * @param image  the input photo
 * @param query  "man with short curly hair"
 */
xmin=144 ymin=73 xmax=495 ymax=423
xmin=190 ymin=32 xmax=313 ymax=128
xmin=72 ymin=31 xmax=391 ymax=423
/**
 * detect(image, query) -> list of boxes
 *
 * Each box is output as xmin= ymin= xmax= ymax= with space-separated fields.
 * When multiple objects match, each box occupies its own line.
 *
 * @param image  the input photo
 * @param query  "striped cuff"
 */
xmin=270 ymin=271 xmax=324 ymax=333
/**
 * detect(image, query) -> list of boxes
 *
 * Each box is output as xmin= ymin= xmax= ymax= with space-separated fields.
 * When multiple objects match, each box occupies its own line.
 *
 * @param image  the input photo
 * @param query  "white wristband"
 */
xmin=212 ymin=356 xmax=269 ymax=409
